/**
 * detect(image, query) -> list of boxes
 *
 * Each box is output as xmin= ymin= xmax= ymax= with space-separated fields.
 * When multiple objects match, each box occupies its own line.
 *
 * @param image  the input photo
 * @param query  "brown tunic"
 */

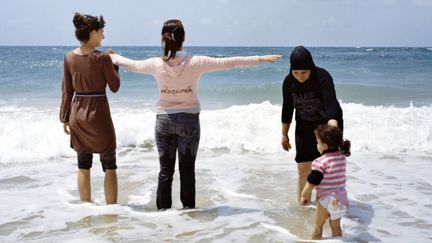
xmin=60 ymin=50 xmax=120 ymax=153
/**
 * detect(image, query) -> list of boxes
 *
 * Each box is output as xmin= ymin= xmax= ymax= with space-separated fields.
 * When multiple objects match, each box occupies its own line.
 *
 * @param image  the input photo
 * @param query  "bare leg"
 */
xmin=297 ymin=161 xmax=312 ymax=203
xmin=312 ymin=200 xmax=329 ymax=240
xmin=78 ymin=169 xmax=91 ymax=202
xmin=329 ymin=218 xmax=342 ymax=237
xmin=104 ymin=169 xmax=118 ymax=204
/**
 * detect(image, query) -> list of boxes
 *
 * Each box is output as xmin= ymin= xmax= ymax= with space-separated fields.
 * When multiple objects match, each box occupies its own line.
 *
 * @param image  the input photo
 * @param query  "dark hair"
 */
xmin=73 ymin=12 xmax=105 ymax=42
xmin=314 ymin=124 xmax=351 ymax=156
xmin=161 ymin=19 xmax=185 ymax=61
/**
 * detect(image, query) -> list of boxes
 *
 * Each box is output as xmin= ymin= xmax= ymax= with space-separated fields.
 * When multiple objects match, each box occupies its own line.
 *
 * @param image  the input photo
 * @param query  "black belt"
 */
xmin=75 ymin=91 xmax=106 ymax=97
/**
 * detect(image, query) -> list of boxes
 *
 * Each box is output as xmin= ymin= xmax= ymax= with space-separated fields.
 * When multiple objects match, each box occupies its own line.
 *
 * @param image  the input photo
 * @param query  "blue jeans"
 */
xmin=155 ymin=113 xmax=200 ymax=209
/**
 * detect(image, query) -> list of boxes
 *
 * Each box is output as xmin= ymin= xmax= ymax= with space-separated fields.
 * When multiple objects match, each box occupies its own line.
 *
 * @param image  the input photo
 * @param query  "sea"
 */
xmin=0 ymin=46 xmax=431 ymax=242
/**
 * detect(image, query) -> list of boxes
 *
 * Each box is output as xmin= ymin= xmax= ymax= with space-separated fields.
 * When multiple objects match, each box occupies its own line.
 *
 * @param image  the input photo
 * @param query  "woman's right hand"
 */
xmin=259 ymin=55 xmax=282 ymax=62
xmin=281 ymin=135 xmax=291 ymax=151
xmin=63 ymin=123 xmax=70 ymax=135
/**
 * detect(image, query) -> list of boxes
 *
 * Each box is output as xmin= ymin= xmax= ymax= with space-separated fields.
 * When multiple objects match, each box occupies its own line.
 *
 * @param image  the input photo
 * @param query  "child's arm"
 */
xmin=301 ymin=182 xmax=315 ymax=205
xmin=301 ymin=169 xmax=324 ymax=205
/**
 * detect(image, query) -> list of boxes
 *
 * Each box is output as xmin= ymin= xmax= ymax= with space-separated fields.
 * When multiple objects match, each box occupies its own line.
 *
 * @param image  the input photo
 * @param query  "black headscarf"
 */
xmin=290 ymin=46 xmax=315 ymax=70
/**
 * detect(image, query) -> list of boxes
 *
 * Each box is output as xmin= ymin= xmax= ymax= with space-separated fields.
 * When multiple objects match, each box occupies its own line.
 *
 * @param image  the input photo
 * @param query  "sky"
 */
xmin=1 ymin=0 xmax=431 ymax=47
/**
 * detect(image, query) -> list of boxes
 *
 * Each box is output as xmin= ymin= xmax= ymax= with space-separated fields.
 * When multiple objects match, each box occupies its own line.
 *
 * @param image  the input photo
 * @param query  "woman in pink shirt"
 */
xmin=110 ymin=19 xmax=281 ymax=210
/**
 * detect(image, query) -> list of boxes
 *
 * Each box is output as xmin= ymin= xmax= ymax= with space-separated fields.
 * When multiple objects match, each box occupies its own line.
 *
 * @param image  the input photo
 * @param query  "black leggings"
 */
xmin=77 ymin=151 xmax=116 ymax=171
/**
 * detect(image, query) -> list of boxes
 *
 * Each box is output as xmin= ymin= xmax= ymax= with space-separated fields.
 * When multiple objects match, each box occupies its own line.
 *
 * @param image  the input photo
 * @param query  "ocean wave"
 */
xmin=1 ymin=102 xmax=431 ymax=163
xmin=29 ymin=60 xmax=61 ymax=69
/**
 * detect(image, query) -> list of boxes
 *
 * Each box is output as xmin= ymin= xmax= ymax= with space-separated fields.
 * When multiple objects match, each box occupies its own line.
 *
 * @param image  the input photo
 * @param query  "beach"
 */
xmin=1 ymin=46 xmax=432 ymax=242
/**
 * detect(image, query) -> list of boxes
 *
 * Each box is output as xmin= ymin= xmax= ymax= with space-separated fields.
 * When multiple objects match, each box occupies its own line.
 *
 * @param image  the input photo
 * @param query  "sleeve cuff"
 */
xmin=307 ymin=170 xmax=324 ymax=185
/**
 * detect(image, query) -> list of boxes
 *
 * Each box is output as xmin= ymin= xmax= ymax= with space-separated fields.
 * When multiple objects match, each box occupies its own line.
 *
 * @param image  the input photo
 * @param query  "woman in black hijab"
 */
xmin=281 ymin=46 xmax=343 ymax=203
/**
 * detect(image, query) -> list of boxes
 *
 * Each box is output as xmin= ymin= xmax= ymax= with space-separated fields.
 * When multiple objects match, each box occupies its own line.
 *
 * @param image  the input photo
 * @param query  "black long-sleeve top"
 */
xmin=282 ymin=67 xmax=342 ymax=124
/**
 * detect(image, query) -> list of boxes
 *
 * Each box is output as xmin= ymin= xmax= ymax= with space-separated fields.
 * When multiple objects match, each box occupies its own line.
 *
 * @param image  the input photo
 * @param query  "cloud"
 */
xmin=323 ymin=17 xmax=342 ymax=27
xmin=149 ymin=19 xmax=163 ymax=27
xmin=411 ymin=0 xmax=432 ymax=7
xmin=380 ymin=0 xmax=396 ymax=5
xmin=198 ymin=17 xmax=212 ymax=26
xmin=303 ymin=0 xmax=393 ymax=5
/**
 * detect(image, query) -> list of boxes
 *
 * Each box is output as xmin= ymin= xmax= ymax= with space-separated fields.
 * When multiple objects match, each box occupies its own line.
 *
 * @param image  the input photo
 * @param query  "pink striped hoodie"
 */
xmin=110 ymin=51 xmax=259 ymax=113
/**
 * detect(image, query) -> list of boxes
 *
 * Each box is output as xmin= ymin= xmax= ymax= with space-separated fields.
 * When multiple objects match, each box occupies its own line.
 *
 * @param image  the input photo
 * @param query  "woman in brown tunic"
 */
xmin=60 ymin=13 xmax=120 ymax=204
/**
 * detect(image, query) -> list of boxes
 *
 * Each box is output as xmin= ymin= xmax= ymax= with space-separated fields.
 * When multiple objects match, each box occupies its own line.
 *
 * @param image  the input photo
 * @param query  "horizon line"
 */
xmin=0 ymin=45 xmax=431 ymax=48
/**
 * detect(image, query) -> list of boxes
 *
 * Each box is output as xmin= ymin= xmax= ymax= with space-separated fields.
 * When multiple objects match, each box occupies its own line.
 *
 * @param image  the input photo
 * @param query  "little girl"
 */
xmin=301 ymin=124 xmax=351 ymax=240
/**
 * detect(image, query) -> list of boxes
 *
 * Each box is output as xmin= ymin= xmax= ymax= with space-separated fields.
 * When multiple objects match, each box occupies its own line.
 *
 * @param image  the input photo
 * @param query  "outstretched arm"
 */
xmin=198 ymin=55 xmax=282 ymax=73
xmin=109 ymin=53 xmax=155 ymax=75
xmin=259 ymin=55 xmax=282 ymax=62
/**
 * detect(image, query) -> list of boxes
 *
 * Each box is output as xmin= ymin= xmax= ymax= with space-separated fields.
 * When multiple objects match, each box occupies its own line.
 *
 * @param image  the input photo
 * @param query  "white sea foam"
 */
xmin=1 ymin=101 xmax=432 ymax=163
xmin=1 ymin=101 xmax=431 ymax=241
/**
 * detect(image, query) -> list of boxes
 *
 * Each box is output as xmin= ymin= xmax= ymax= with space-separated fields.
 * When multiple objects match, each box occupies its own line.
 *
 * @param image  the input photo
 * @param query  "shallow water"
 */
xmin=1 ymin=149 xmax=431 ymax=242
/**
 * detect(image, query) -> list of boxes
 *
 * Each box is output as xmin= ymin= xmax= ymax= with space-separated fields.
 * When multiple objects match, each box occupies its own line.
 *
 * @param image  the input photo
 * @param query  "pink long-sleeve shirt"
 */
xmin=110 ymin=51 xmax=259 ymax=113
xmin=312 ymin=151 xmax=347 ymax=198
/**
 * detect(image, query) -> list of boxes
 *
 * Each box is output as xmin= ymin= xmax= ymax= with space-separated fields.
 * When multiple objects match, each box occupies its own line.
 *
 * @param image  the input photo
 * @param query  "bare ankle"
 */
xmin=312 ymin=228 xmax=323 ymax=240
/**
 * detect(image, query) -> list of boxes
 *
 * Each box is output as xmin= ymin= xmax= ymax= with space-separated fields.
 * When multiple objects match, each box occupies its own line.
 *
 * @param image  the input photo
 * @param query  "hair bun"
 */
xmin=162 ymin=32 xmax=172 ymax=42
xmin=73 ymin=13 xmax=86 ymax=29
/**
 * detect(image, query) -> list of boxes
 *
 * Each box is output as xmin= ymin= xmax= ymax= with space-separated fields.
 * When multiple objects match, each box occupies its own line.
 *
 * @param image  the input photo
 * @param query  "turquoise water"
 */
xmin=0 ymin=46 xmax=431 ymax=108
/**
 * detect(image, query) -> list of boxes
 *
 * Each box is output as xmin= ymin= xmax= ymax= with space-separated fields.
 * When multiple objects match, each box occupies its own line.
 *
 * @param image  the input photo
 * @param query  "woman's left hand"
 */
xmin=106 ymin=48 xmax=115 ymax=55
xmin=259 ymin=55 xmax=283 ymax=62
